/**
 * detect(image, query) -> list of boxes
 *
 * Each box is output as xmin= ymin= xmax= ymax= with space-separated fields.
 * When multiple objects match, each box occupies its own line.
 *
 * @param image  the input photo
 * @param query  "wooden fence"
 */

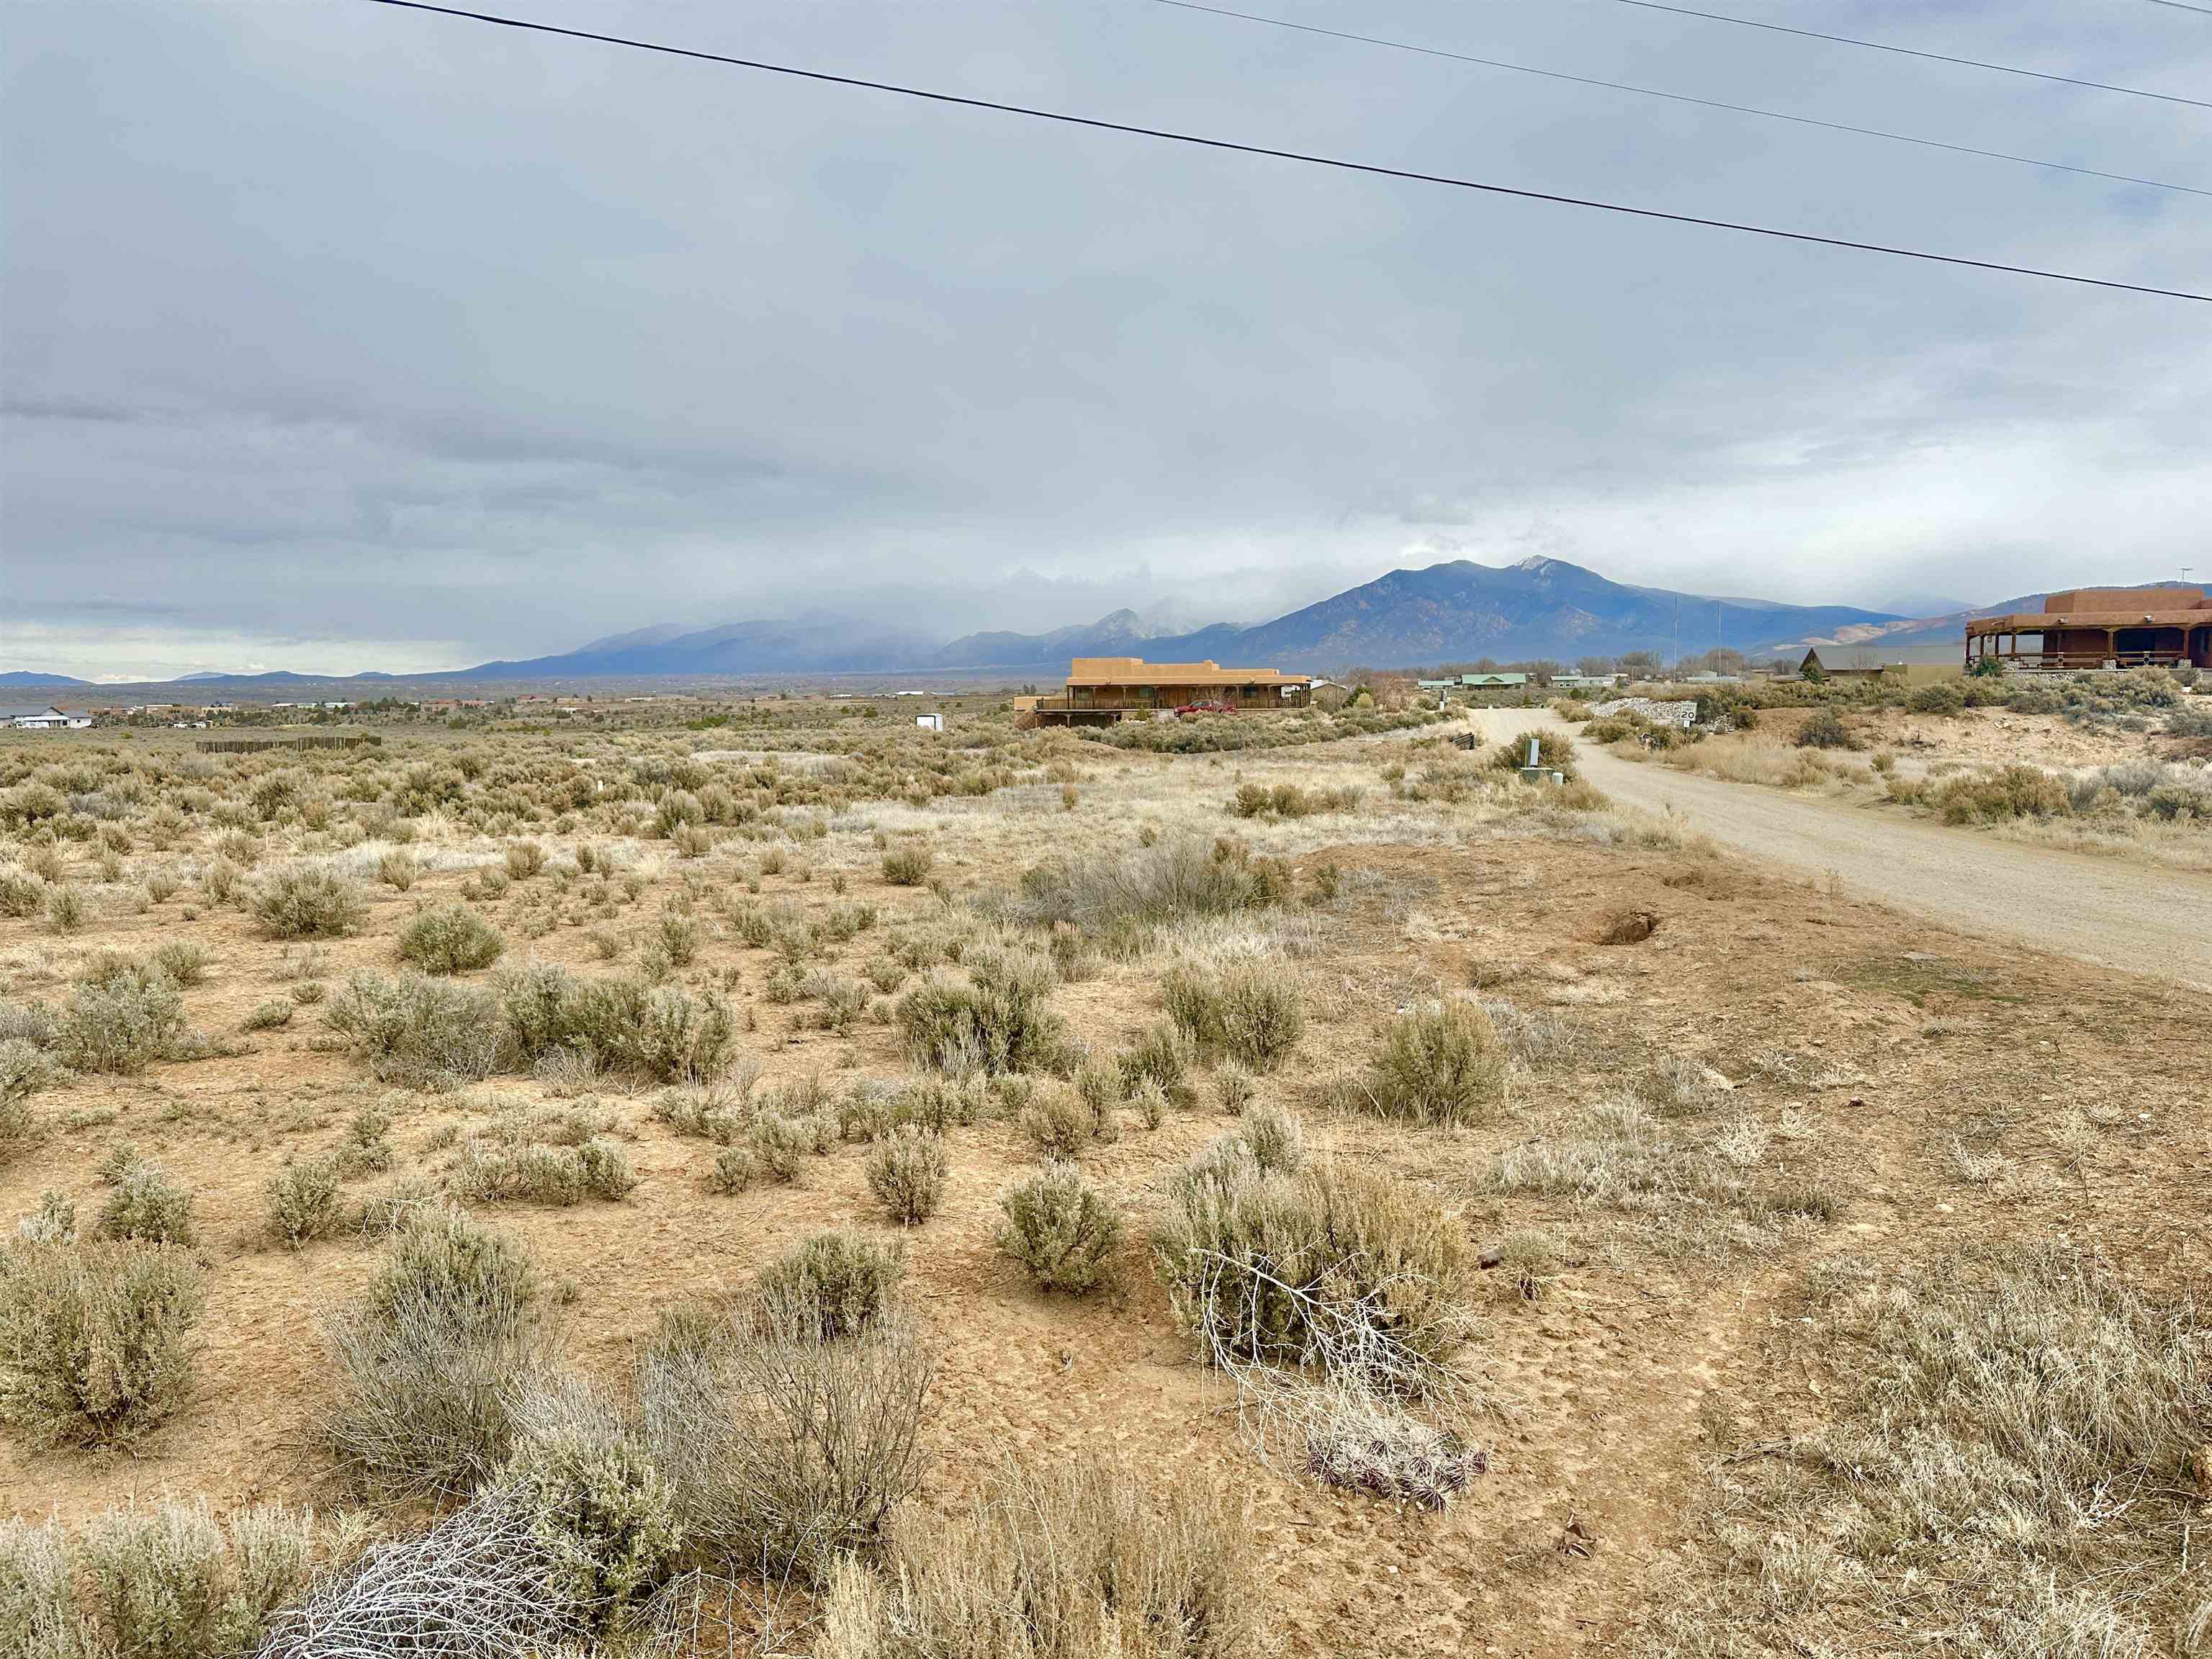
xmin=194 ymin=734 xmax=379 ymax=755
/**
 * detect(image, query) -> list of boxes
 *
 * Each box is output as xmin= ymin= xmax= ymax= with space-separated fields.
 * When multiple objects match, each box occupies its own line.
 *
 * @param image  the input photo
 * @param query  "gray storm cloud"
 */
xmin=4 ymin=0 xmax=2208 ymax=678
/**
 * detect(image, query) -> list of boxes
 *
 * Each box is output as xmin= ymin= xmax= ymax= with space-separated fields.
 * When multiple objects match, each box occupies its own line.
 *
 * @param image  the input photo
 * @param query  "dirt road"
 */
xmin=1465 ymin=708 xmax=2212 ymax=990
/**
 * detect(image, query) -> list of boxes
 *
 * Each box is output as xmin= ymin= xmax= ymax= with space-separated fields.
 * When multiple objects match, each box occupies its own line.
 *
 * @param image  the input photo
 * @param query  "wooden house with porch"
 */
xmin=1029 ymin=657 xmax=1313 ymax=726
xmin=1964 ymin=585 xmax=2212 ymax=673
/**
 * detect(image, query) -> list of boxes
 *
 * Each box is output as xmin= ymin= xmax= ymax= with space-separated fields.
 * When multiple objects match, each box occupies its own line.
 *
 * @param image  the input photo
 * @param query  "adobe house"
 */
xmin=1965 ymin=585 xmax=2212 ymax=672
xmin=1031 ymin=657 xmax=1313 ymax=726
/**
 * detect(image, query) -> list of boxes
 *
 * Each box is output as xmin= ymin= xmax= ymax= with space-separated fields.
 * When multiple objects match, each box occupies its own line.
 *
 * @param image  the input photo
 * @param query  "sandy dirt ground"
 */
xmin=4 ymin=717 xmax=2207 ymax=1657
xmin=1468 ymin=708 xmax=2212 ymax=991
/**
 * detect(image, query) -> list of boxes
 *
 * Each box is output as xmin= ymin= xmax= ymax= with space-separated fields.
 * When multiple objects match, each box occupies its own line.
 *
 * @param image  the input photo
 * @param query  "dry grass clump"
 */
xmin=1229 ymin=780 xmax=1363 ymax=819
xmin=817 ymin=1455 xmax=1262 ymax=1659
xmin=1297 ymin=1383 xmax=1485 ymax=1509
xmin=1652 ymin=1245 xmax=2211 ymax=1656
xmin=652 ymin=1064 xmax=760 ymax=1144
xmin=0 ymin=1238 xmax=204 ymax=1448
xmin=1360 ymin=999 xmax=1506 ymax=1126
xmin=1012 ymin=836 xmax=1287 ymax=947
xmin=1478 ymin=999 xmax=1582 ymax=1071
xmin=1161 ymin=958 xmax=1305 ymax=1071
xmin=864 ymin=1126 xmax=948 ymax=1225
xmin=896 ymin=943 xmax=1069 ymax=1076
xmin=248 ymin=863 xmax=367 ymax=938
xmin=1493 ymin=1097 xmax=1822 ymax=1258
xmin=1155 ymin=1119 xmax=1473 ymax=1398
xmin=996 ymin=1164 xmax=1123 ymax=1294
xmin=634 ymin=1292 xmax=931 ymax=1583
xmin=395 ymin=899 xmax=507 ymax=974
xmin=4 ymin=1498 xmax=313 ymax=1659
xmin=258 ymin=1486 xmax=590 ymax=1659
xmin=320 ymin=1210 xmax=556 ymax=1498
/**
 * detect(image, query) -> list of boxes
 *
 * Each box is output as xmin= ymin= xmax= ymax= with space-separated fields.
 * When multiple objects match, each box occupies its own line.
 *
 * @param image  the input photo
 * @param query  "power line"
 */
xmin=2145 ymin=0 xmax=2212 ymax=13
xmin=358 ymin=0 xmax=2212 ymax=304
xmin=1589 ymin=0 xmax=2212 ymax=110
xmin=1150 ymin=0 xmax=2206 ymax=197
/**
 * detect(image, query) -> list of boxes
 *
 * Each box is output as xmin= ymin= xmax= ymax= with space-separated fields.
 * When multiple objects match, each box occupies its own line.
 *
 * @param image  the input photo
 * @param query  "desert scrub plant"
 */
xmin=652 ymin=907 xmax=698 ymax=968
xmin=1117 ymin=1020 xmax=1196 ymax=1102
xmin=634 ymin=1294 xmax=932 ymax=1584
xmin=1488 ymin=728 xmax=1576 ymax=776
xmin=1155 ymin=1130 xmax=1473 ymax=1397
xmin=495 ymin=964 xmax=736 ymax=1084
xmin=396 ymin=900 xmax=507 ymax=974
xmin=1160 ymin=959 xmax=1305 ymax=1071
xmin=816 ymin=1455 xmax=1260 ymax=1659
xmin=455 ymin=1109 xmax=637 ymax=1208
xmin=503 ymin=839 xmax=547 ymax=878
xmin=339 ymin=1105 xmax=395 ymax=1174
xmin=0 ymin=1238 xmax=204 ymax=1448
xmin=745 ymin=1108 xmax=832 ymax=1184
xmin=320 ymin=1209 xmax=555 ymax=1498
xmin=323 ymin=971 xmax=501 ymax=1089
xmin=1215 ymin=1062 xmax=1257 ymax=1115
xmin=242 ymin=997 xmax=294 ymax=1032
xmin=264 ymin=1156 xmax=343 ymax=1249
xmin=1013 ymin=835 xmax=1284 ymax=944
xmin=755 ymin=1229 xmax=905 ymax=1339
xmin=1933 ymin=764 xmax=2072 ymax=824
xmin=1018 ymin=1087 xmax=1092 ymax=1161
xmin=0 ymin=865 xmax=45 ymax=918
xmin=149 ymin=939 xmax=210 ymax=986
xmin=1362 ymin=999 xmax=1506 ymax=1126
xmin=705 ymin=1144 xmax=761 ymax=1194
xmin=375 ymin=848 xmax=419 ymax=892
xmin=876 ymin=837 xmax=938 ymax=887
xmin=94 ymin=1161 xmax=195 ymax=1246
xmin=996 ymin=1164 xmax=1121 ymax=1294
xmin=249 ymin=864 xmax=367 ymax=938
xmin=498 ymin=1376 xmax=684 ymax=1617
xmin=43 ymin=883 xmax=87 ymax=935
xmin=57 ymin=961 xmax=186 ymax=1075
xmin=0 ymin=1040 xmax=54 ymax=1162
xmin=896 ymin=944 xmax=1069 ymax=1076
xmin=63 ymin=1496 xmax=313 ymax=1659
xmin=865 ymin=1125 xmax=948 ymax=1225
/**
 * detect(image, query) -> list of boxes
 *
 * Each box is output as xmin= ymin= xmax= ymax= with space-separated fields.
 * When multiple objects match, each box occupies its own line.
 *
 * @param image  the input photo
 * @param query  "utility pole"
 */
xmin=1671 ymin=596 xmax=1679 ymax=675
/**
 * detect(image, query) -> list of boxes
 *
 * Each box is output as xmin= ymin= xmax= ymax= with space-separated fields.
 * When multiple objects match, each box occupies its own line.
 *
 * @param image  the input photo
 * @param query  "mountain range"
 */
xmin=421 ymin=557 xmax=1908 ymax=684
xmin=16 ymin=557 xmax=2170 ymax=692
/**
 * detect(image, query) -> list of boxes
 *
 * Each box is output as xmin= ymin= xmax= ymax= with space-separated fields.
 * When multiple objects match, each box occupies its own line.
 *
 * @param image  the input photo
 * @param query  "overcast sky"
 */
xmin=4 ymin=0 xmax=2208 ymax=680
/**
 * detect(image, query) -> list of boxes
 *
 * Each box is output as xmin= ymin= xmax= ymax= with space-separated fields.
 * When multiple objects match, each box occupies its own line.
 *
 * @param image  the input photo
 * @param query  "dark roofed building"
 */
xmin=1965 ymin=585 xmax=2212 ymax=672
